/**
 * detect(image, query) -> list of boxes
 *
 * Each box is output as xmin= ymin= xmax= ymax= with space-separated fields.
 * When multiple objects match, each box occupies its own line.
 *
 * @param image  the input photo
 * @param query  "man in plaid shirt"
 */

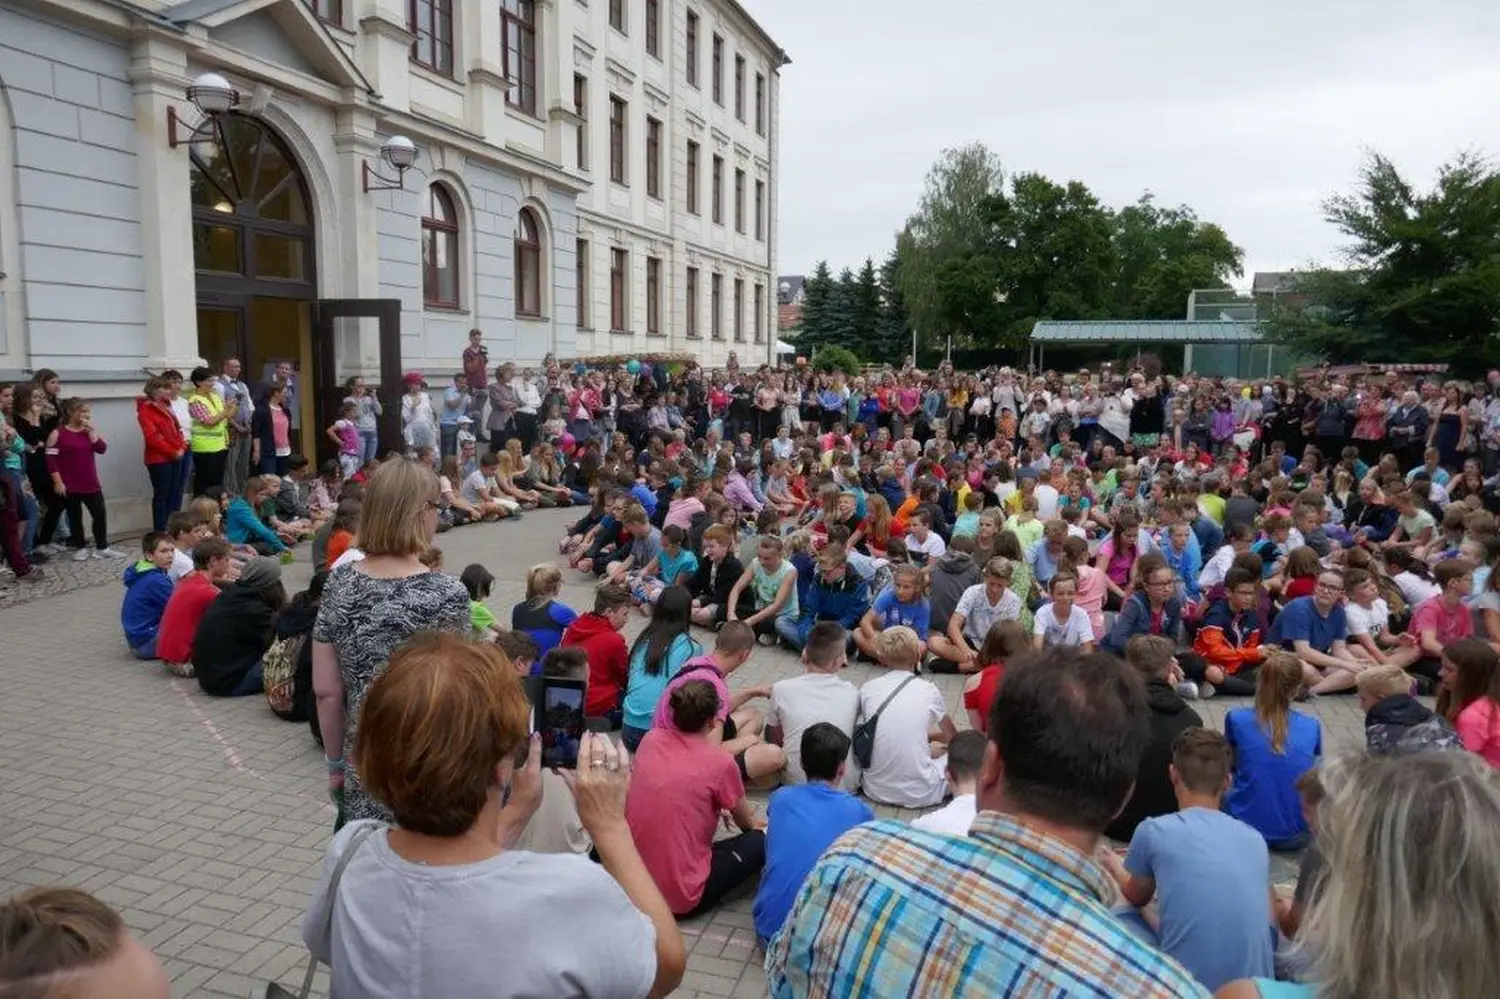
xmin=766 ymin=648 xmax=1209 ymax=998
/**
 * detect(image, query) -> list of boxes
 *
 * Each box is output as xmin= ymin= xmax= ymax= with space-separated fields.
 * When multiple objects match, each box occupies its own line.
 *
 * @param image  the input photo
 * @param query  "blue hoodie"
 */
xmin=796 ymin=571 xmax=871 ymax=645
xmin=121 ymin=560 xmax=174 ymax=649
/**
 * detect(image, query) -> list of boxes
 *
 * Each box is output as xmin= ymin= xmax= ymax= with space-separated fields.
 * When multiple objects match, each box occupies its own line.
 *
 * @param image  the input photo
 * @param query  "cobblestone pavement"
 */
xmin=0 ymin=509 xmax=1369 ymax=998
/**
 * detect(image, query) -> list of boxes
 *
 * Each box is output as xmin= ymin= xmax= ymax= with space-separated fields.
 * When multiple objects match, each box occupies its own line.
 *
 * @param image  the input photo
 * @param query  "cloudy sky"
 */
xmin=744 ymin=0 xmax=1500 ymax=287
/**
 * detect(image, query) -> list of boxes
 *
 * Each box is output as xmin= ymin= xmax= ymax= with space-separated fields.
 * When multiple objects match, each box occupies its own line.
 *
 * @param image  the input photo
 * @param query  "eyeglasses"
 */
xmin=1315 ymin=581 xmax=1344 ymax=593
xmin=1146 ymin=577 xmax=1175 ymax=587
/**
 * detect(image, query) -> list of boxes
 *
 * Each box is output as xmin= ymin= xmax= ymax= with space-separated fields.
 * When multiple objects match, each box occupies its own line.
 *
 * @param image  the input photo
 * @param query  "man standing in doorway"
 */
xmin=216 ymin=358 xmax=254 ymax=495
xmin=462 ymin=328 xmax=489 ymax=440
xmin=273 ymin=360 xmax=299 ymax=432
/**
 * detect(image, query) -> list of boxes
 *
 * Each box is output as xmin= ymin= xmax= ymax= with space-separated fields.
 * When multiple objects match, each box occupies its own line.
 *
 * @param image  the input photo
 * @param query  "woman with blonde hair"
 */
xmin=510 ymin=563 xmax=579 ymax=657
xmin=301 ymin=633 xmax=684 ymax=999
xmin=1217 ymin=751 xmax=1500 ymax=999
xmin=313 ymin=458 xmax=470 ymax=826
xmin=494 ymin=449 xmax=543 ymax=509
xmin=1224 ymin=652 xmax=1322 ymax=850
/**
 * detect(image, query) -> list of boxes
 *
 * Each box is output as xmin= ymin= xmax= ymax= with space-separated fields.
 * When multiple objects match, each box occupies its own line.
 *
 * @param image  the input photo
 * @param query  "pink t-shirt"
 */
xmin=1456 ymin=697 xmax=1500 ymax=768
xmin=1074 ymin=564 xmax=1107 ymax=639
xmin=625 ymin=727 xmax=744 ymax=914
xmin=271 ymin=407 xmax=291 ymax=453
xmin=664 ymin=496 xmax=705 ymax=531
xmin=1096 ymin=536 xmax=1137 ymax=585
xmin=1410 ymin=596 xmax=1473 ymax=648
xmin=651 ymin=656 xmax=730 ymax=731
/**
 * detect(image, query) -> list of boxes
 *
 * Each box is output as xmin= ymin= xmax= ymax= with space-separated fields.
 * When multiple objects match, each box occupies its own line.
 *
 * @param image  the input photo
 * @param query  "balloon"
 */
xmin=626 ymin=359 xmax=641 ymax=375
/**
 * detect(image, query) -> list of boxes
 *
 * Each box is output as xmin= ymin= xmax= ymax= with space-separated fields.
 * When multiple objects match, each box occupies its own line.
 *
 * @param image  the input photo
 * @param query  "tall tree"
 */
xmin=1267 ymin=152 xmax=1500 ymax=370
xmin=1110 ymin=195 xmax=1243 ymax=318
xmin=827 ymin=267 xmax=861 ymax=351
xmin=876 ymin=247 xmax=913 ymax=362
xmin=850 ymin=258 xmax=883 ymax=344
xmin=796 ymin=260 xmax=835 ymax=349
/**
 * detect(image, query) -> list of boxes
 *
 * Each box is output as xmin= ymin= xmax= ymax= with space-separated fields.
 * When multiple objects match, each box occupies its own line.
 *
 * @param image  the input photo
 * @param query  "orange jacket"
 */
xmin=1192 ymin=599 xmax=1262 ymax=675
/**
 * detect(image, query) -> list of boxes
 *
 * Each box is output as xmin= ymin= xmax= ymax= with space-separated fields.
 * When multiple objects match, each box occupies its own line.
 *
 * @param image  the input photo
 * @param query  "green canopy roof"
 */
xmin=1031 ymin=320 xmax=1265 ymax=344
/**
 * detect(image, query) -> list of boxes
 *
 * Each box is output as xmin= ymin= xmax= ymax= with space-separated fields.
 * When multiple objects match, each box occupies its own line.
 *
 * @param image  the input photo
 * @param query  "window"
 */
xmin=645 ymin=0 xmax=659 ymax=57
xmin=733 ymin=278 xmax=744 ymax=341
xmin=734 ymin=55 xmax=745 ymax=121
xmin=501 ymin=0 xmax=536 ymax=116
xmin=609 ymin=95 xmax=627 ymax=184
xmin=711 ymin=155 xmax=723 ymax=223
xmin=409 ymin=0 xmax=454 ymax=75
xmin=734 ymin=168 xmax=745 ymax=233
xmin=711 ymin=35 xmax=723 ymax=105
xmin=646 ymin=117 xmax=662 ymax=199
xmin=609 ymin=0 xmax=625 ymax=32
xmin=309 ymin=0 xmax=342 ymax=24
xmin=646 ymin=257 xmax=661 ymax=334
xmin=754 ymin=179 xmax=764 ymax=240
xmin=755 ymin=73 xmax=765 ymax=135
xmin=421 ymin=184 xmax=460 ymax=308
xmin=754 ymin=283 xmax=764 ymax=342
xmin=686 ymin=267 xmax=700 ymax=338
xmin=710 ymin=272 xmax=723 ymax=338
xmin=686 ymin=141 xmax=700 ymax=215
xmin=610 ymin=248 xmax=628 ymax=331
xmin=576 ymin=239 xmax=589 ymax=328
xmin=514 ymin=208 xmax=542 ymax=317
xmin=574 ymin=74 xmax=588 ymax=170
xmin=685 ymin=10 xmax=699 ymax=86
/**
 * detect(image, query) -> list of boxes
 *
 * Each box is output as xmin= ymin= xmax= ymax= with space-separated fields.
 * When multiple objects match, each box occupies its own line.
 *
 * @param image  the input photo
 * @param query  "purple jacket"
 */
xmin=724 ymin=470 xmax=763 ymax=513
xmin=1210 ymin=408 xmax=1236 ymax=442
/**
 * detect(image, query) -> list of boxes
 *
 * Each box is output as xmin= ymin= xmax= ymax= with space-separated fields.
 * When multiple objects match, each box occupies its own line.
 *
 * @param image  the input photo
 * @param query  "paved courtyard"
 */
xmin=0 ymin=508 xmax=1369 ymax=997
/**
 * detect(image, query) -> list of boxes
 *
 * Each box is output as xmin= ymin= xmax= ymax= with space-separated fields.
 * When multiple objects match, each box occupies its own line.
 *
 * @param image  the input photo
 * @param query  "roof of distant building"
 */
xmin=1031 ymin=319 xmax=1265 ymax=344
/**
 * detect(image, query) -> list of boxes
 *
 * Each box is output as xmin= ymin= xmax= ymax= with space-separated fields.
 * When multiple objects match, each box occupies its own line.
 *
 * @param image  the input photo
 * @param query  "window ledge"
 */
xmin=505 ymin=103 xmax=545 ymax=125
xmin=610 ymin=328 xmax=634 ymax=335
xmin=517 ymin=311 xmax=547 ymax=321
xmin=411 ymin=62 xmax=463 ymax=92
xmin=424 ymin=302 xmax=467 ymax=314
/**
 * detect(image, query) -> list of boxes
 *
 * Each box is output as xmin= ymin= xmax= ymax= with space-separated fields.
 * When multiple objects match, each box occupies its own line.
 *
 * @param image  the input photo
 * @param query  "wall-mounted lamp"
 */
xmin=362 ymin=135 xmax=417 ymax=192
xmin=166 ymin=72 xmax=241 ymax=149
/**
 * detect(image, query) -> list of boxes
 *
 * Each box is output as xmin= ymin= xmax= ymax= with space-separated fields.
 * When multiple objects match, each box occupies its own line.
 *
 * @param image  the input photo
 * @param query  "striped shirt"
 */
xmin=766 ymin=813 xmax=1208 ymax=999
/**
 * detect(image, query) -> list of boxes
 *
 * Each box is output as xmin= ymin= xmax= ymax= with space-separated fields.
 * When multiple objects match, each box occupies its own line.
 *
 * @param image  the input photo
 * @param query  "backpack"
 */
xmin=851 ymin=675 xmax=917 ymax=769
xmin=263 ymin=633 xmax=309 ymax=721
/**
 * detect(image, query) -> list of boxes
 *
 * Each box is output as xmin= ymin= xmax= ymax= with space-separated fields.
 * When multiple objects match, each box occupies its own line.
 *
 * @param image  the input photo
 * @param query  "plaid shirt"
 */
xmin=766 ymin=813 xmax=1208 ymax=999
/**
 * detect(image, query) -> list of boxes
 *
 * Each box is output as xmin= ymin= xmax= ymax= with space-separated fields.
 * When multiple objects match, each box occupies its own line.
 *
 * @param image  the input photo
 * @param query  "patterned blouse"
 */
xmin=312 ymin=564 xmax=470 ymax=824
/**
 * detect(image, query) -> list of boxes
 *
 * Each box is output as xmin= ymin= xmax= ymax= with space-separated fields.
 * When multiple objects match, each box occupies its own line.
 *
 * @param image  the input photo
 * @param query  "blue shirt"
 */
xmin=1224 ymin=707 xmax=1321 ymax=846
xmin=752 ymin=783 xmax=873 ymax=942
xmin=657 ymin=547 xmax=699 ymax=587
xmin=1270 ymin=596 xmax=1347 ymax=653
xmin=629 ymin=482 xmax=658 ymax=515
xmin=870 ymin=587 xmax=931 ymax=639
xmin=1027 ymin=539 xmax=1062 ymax=584
xmin=622 ymin=633 xmax=702 ymax=731
xmin=1124 ymin=808 xmax=1275 ymax=991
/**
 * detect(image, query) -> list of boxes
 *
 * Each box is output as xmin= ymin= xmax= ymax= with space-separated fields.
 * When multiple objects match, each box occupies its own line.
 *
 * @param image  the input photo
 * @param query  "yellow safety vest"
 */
xmin=189 ymin=391 xmax=228 ymax=454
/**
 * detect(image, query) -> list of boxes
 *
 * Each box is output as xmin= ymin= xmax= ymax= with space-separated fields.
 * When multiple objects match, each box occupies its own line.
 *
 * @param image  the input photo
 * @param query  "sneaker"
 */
xmin=1198 ymin=682 xmax=1217 ymax=699
xmin=1173 ymin=681 xmax=1201 ymax=700
xmin=71 ymin=548 xmax=90 ymax=562
xmin=95 ymin=546 xmax=127 ymax=559
xmin=27 ymin=551 xmax=49 ymax=565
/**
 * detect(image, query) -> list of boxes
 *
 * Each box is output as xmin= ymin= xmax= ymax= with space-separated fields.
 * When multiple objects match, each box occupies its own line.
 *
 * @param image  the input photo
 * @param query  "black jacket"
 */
xmin=1105 ymin=679 xmax=1203 ymax=842
xmin=271 ymin=599 xmax=319 ymax=729
xmin=689 ymin=554 xmax=743 ymax=609
xmin=192 ymin=585 xmax=276 ymax=697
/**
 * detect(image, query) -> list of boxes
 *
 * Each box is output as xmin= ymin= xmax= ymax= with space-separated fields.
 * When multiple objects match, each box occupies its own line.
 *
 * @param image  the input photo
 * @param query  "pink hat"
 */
xmin=403 ymin=371 xmax=426 ymax=386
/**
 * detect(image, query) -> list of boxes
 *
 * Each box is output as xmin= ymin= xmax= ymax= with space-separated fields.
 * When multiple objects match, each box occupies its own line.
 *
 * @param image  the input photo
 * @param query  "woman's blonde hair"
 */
xmin=525 ymin=563 xmax=562 ymax=602
xmin=1298 ymin=751 xmax=1500 ymax=999
xmin=1255 ymin=651 xmax=1304 ymax=753
xmin=358 ymin=457 xmax=437 ymax=557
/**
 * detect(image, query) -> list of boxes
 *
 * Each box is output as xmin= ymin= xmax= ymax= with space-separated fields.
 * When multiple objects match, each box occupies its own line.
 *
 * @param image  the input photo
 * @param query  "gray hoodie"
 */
xmin=929 ymin=551 xmax=982 ymax=634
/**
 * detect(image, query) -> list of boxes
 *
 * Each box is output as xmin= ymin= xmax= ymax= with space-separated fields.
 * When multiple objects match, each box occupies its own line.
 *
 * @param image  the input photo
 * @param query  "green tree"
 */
xmin=1267 ymin=152 xmax=1500 ymax=370
xmin=850 ymin=258 xmax=883 ymax=344
xmin=796 ymin=260 xmax=835 ymax=349
xmin=825 ymin=267 xmax=860 ymax=350
xmin=811 ymin=344 xmax=861 ymax=376
xmin=875 ymin=248 xmax=913 ymax=362
xmin=1110 ymin=194 xmax=1243 ymax=318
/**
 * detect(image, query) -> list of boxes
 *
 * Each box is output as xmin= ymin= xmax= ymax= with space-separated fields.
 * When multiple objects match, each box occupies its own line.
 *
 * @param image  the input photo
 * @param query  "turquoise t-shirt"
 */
xmin=622 ymin=632 xmax=702 ymax=730
xmin=1251 ymin=980 xmax=1316 ymax=999
xmin=657 ymin=547 xmax=700 ymax=587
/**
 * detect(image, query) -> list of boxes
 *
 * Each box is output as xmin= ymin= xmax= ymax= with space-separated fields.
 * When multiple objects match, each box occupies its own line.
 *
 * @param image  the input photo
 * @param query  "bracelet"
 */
xmin=325 ymin=757 xmax=345 ymax=775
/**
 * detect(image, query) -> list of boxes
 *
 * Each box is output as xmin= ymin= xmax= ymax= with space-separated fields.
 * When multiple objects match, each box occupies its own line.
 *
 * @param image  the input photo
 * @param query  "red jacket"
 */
xmin=561 ymin=612 xmax=628 ymax=717
xmin=157 ymin=572 xmax=220 ymax=664
xmin=137 ymin=397 xmax=185 ymax=465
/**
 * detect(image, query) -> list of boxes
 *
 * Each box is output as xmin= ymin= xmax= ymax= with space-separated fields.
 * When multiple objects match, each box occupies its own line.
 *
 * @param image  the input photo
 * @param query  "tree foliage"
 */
xmin=1266 ymin=152 xmax=1500 ymax=371
xmin=810 ymin=344 xmax=861 ymax=376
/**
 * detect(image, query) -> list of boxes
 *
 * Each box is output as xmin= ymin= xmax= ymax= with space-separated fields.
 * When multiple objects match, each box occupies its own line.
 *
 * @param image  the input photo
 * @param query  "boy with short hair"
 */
xmin=604 ymin=504 xmax=660 ymax=587
xmin=1104 ymin=728 xmax=1275 ymax=992
xmin=1357 ymin=662 xmax=1461 ymax=755
xmin=766 ymin=622 xmax=861 ymax=789
xmin=121 ymin=532 xmax=177 ymax=660
xmin=780 ymin=543 xmax=871 ymax=651
xmin=493 ymin=629 xmax=540 ymax=677
xmin=911 ymin=729 xmax=986 ymax=835
xmin=165 ymin=511 xmax=209 ymax=582
xmin=751 ymin=723 xmax=874 ymax=946
xmin=155 ymin=536 xmax=232 ymax=677
xmin=560 ymin=583 xmax=632 ymax=723
xmin=858 ymin=626 xmax=956 ymax=808
xmin=905 ymin=510 xmax=947 ymax=565
xmin=687 ymin=524 xmax=745 ymax=627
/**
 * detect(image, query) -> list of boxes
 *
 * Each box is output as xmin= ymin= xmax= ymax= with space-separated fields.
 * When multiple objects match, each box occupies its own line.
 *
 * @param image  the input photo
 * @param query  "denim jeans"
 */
xmin=131 ymin=636 xmax=159 ymax=660
xmin=359 ymin=429 xmax=380 ymax=464
xmin=4 ymin=468 xmax=36 ymax=553
xmin=774 ymin=615 xmax=805 ymax=651
xmin=228 ymin=659 xmax=265 ymax=697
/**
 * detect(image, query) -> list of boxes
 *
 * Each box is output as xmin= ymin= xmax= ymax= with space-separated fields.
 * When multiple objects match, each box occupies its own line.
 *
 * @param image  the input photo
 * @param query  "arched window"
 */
xmin=421 ymin=184 xmax=460 ymax=308
xmin=514 ymin=208 xmax=542 ymax=317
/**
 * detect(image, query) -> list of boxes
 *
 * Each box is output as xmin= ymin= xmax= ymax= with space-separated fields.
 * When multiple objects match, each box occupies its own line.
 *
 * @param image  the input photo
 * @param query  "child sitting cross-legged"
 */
xmin=632 ymin=525 xmax=699 ymax=610
xmin=462 ymin=563 xmax=501 ymax=640
xmin=120 ymin=531 xmax=178 ymax=661
xmin=511 ymin=564 xmax=578 ymax=656
xmin=560 ymin=583 xmax=632 ymax=727
xmin=911 ymin=730 xmax=986 ymax=836
xmin=854 ymin=564 xmax=931 ymax=664
xmin=858 ymin=626 xmax=957 ymax=809
xmin=751 ymin=723 xmax=874 ymax=947
xmin=765 ymin=622 xmax=860 ymax=789
xmin=155 ymin=536 xmax=232 ymax=678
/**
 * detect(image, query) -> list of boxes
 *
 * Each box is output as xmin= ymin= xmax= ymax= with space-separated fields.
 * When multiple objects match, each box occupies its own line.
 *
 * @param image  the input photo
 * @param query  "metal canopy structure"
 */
xmin=1030 ymin=319 xmax=1265 ymax=344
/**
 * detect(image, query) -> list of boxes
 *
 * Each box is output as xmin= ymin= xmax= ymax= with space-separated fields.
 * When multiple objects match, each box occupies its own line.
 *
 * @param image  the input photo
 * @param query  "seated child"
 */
xmin=1106 ymin=728 xmax=1275 ymax=993
xmin=560 ymin=489 xmax=607 ymax=556
xmin=511 ymin=564 xmax=578 ymax=655
xmin=1358 ymin=662 xmax=1461 ymax=755
xmin=911 ymin=730 xmax=986 ymax=836
xmin=513 ymin=647 xmax=592 ymax=856
xmin=688 ymin=524 xmax=746 ymax=628
xmin=903 ymin=511 xmax=946 ymax=566
xmin=604 ymin=505 xmax=660 ymax=589
xmin=156 ymin=536 xmax=232 ymax=677
xmin=961 ymin=620 xmax=1029 ymax=734
xmin=1106 ymin=635 xmax=1204 ymax=843
xmin=766 ymin=622 xmax=860 ymax=789
xmin=858 ymin=626 xmax=956 ymax=808
xmin=726 ymin=534 xmax=800 ymax=641
xmin=165 ymin=511 xmax=209 ymax=582
xmin=317 ymin=499 xmax=360 ymax=572
xmin=1224 ymin=652 xmax=1322 ymax=850
xmin=751 ymin=723 xmax=874 ymax=946
xmin=633 ymin=525 xmax=699 ymax=608
xmin=561 ymin=583 xmax=632 ymax=724
xmin=462 ymin=563 xmax=501 ymax=640
xmin=950 ymin=491 xmax=984 ymax=540
xmin=120 ymin=532 xmax=177 ymax=660
xmin=493 ymin=629 xmax=539 ymax=677
xmin=854 ymin=564 xmax=931 ymax=663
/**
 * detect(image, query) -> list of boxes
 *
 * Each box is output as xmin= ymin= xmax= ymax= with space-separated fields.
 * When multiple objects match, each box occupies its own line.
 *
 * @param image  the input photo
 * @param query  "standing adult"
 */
xmin=512 ymin=366 xmax=542 ymax=453
xmin=400 ymin=373 xmax=437 ymax=459
xmin=11 ymin=383 xmax=66 ymax=552
xmin=462 ymin=327 xmax=490 ymax=433
xmin=312 ymin=458 xmax=470 ymax=826
xmin=440 ymin=372 xmax=468 ymax=459
xmin=343 ymin=375 xmax=383 ymax=466
xmin=271 ymin=360 xmax=300 ymax=432
xmin=767 ymin=648 xmax=1204 ymax=997
xmin=250 ymin=380 xmax=293 ymax=476
xmin=1386 ymin=391 xmax=1429 ymax=473
xmin=215 ymin=357 xmax=254 ymax=495
xmin=135 ymin=375 xmax=187 ymax=531
xmin=163 ymin=370 xmax=194 ymax=518
xmin=488 ymin=363 xmax=520 ymax=453
xmin=187 ymin=366 xmax=232 ymax=494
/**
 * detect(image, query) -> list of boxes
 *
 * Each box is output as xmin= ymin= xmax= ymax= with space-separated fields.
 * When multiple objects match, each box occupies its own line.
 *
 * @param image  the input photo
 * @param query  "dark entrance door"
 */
xmin=311 ymin=299 xmax=404 ymax=464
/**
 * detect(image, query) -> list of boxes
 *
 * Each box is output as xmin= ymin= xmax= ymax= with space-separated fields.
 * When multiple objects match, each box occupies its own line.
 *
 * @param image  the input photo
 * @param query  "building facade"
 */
xmin=0 ymin=0 xmax=785 ymax=530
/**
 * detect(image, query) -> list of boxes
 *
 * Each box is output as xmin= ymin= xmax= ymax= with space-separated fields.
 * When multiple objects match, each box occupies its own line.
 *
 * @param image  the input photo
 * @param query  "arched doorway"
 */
xmin=190 ymin=112 xmax=316 ymax=436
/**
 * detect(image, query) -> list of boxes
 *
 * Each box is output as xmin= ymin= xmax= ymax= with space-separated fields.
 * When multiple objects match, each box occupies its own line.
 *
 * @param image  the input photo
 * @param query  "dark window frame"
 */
xmin=645 ymin=0 xmax=660 ymax=57
xmin=754 ymin=179 xmax=764 ymax=241
xmin=576 ymin=238 xmax=589 ymax=329
xmin=734 ymin=54 xmax=745 ymax=121
xmin=408 ymin=0 xmax=454 ymax=76
xmin=501 ymin=0 xmax=537 ymax=117
xmin=421 ymin=183 xmax=461 ymax=309
xmin=733 ymin=277 xmax=744 ymax=341
xmin=309 ymin=0 xmax=343 ymax=26
xmin=609 ymin=0 xmax=626 ymax=33
xmin=754 ymin=282 xmax=764 ymax=342
xmin=711 ymin=271 xmax=723 ymax=339
xmin=685 ymin=9 xmax=699 ymax=87
xmin=712 ymin=155 xmax=723 ymax=224
xmin=610 ymin=248 xmax=629 ymax=331
xmin=514 ymin=208 xmax=543 ymax=318
xmin=686 ymin=267 xmax=700 ymax=338
xmin=734 ymin=168 xmax=745 ymax=233
xmin=574 ymin=74 xmax=588 ymax=170
xmin=686 ymin=141 xmax=700 ymax=215
xmin=646 ymin=117 xmax=662 ymax=200
xmin=609 ymin=95 xmax=627 ymax=184
xmin=755 ymin=73 xmax=765 ymax=135
xmin=711 ymin=34 xmax=723 ymax=105
xmin=646 ymin=257 xmax=662 ymax=334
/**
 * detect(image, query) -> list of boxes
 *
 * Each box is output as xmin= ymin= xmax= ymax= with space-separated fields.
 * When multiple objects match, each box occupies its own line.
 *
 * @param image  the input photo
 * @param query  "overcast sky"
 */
xmin=744 ymin=0 xmax=1500 ymax=287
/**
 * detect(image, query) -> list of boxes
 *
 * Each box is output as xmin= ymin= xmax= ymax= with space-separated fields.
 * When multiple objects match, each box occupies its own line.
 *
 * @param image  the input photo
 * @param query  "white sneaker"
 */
xmin=95 ymin=546 xmax=127 ymax=559
xmin=1173 ymin=681 xmax=1200 ymax=701
xmin=71 ymin=548 xmax=90 ymax=562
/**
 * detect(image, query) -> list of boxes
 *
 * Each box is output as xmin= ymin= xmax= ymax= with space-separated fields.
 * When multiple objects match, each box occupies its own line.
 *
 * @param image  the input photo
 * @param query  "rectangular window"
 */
xmin=733 ymin=278 xmax=744 ymax=341
xmin=501 ymin=0 xmax=536 ymax=115
xmin=685 ymin=141 xmax=701 ymax=215
xmin=609 ymin=96 xmax=627 ymax=184
xmin=711 ymin=155 xmax=723 ymax=224
xmin=734 ymin=55 xmax=745 ymax=121
xmin=711 ymin=35 xmax=723 ymax=105
xmin=754 ymin=283 xmax=764 ymax=342
xmin=310 ymin=0 xmax=342 ymax=24
xmin=711 ymin=272 xmax=723 ymax=339
xmin=734 ymin=168 xmax=745 ymax=233
xmin=685 ymin=9 xmax=699 ymax=87
xmin=609 ymin=0 xmax=625 ymax=33
xmin=755 ymin=73 xmax=765 ymax=135
xmin=610 ymin=248 xmax=628 ymax=331
xmin=408 ymin=0 xmax=454 ymax=75
xmin=646 ymin=257 xmax=661 ymax=334
xmin=754 ymin=179 xmax=764 ymax=241
xmin=646 ymin=117 xmax=662 ymax=199
xmin=686 ymin=267 xmax=700 ymax=338
xmin=576 ymin=239 xmax=589 ymax=329
xmin=645 ymin=0 xmax=659 ymax=57
xmin=574 ymin=74 xmax=588 ymax=170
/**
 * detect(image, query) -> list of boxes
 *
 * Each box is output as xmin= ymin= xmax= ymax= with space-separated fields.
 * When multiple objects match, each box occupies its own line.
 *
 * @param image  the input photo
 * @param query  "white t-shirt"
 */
xmin=1033 ymin=603 xmax=1094 ymax=647
xmin=907 ymin=531 xmax=947 ymax=561
xmin=461 ymin=470 xmax=489 ymax=505
xmin=1033 ymin=483 xmax=1060 ymax=520
xmin=1199 ymin=544 xmax=1236 ymax=592
xmin=767 ymin=672 xmax=861 ymax=790
xmin=169 ymin=548 xmax=194 ymax=582
xmin=911 ymin=793 xmax=977 ymax=837
xmin=1344 ymin=599 xmax=1389 ymax=639
xmin=332 ymin=547 xmax=366 ymax=570
xmin=857 ymin=672 xmax=949 ymax=809
xmin=954 ymin=584 xmax=1022 ymax=644
xmin=1394 ymin=571 xmax=1441 ymax=607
